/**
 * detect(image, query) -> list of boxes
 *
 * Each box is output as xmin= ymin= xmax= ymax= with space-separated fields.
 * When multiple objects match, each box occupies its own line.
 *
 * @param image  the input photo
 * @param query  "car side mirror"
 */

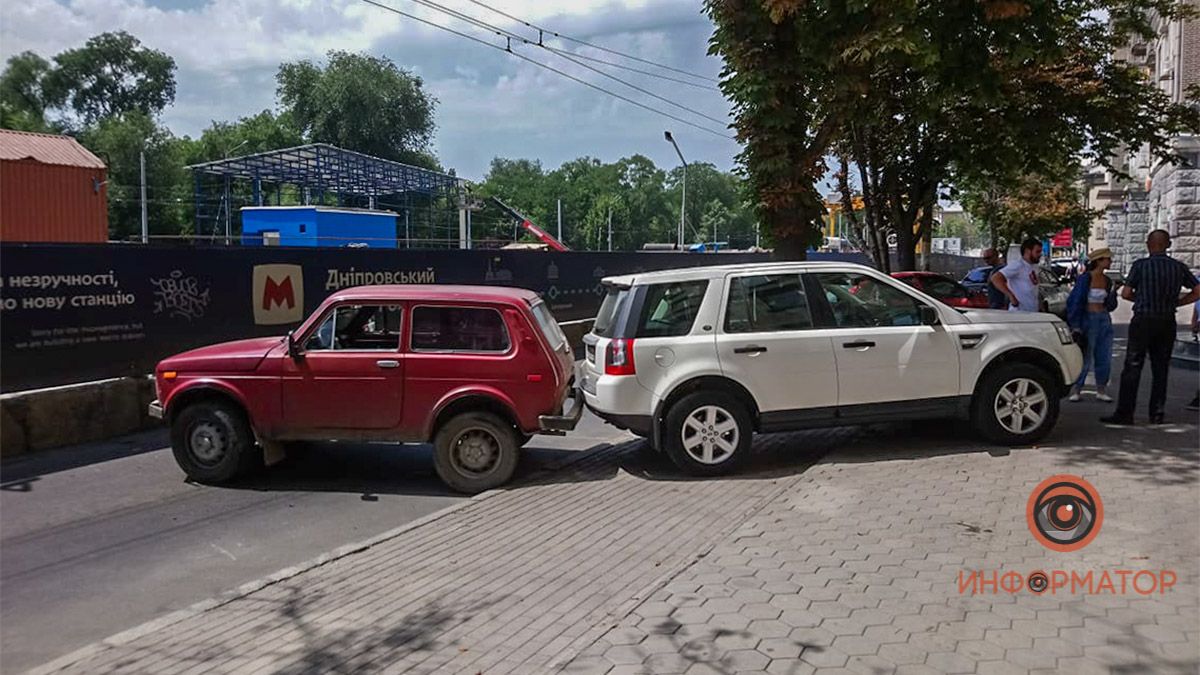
xmin=286 ymin=330 xmax=303 ymax=359
xmin=919 ymin=305 xmax=940 ymax=326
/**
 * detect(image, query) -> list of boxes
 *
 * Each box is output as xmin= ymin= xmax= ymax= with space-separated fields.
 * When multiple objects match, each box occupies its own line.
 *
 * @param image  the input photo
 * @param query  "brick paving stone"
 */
xmin=34 ymin=383 xmax=1200 ymax=675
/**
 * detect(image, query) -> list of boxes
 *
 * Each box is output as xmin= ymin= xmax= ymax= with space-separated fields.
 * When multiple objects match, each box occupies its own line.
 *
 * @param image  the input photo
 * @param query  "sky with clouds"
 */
xmin=1 ymin=0 xmax=743 ymax=181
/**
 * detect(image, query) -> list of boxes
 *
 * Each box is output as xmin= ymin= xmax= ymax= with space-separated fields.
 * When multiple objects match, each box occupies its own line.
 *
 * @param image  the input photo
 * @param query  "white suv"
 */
xmin=580 ymin=262 xmax=1083 ymax=475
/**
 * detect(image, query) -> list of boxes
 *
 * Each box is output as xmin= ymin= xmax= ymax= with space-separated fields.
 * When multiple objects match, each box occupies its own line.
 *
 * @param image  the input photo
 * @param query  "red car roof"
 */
xmin=328 ymin=284 xmax=541 ymax=303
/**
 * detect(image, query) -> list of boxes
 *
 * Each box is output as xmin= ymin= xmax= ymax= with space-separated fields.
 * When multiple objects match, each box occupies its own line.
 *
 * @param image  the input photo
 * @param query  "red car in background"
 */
xmin=891 ymin=271 xmax=989 ymax=309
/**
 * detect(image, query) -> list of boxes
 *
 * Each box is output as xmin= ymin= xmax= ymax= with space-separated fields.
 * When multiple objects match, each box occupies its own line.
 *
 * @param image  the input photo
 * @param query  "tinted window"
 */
xmin=593 ymin=287 xmax=629 ymax=338
xmin=815 ymin=273 xmax=922 ymax=328
xmin=530 ymin=301 xmax=566 ymax=351
xmin=411 ymin=306 xmax=510 ymax=352
xmin=306 ymin=305 xmax=401 ymax=351
xmin=725 ymin=275 xmax=813 ymax=333
xmin=635 ymin=281 xmax=709 ymax=338
xmin=922 ymin=276 xmax=968 ymax=299
xmin=965 ymin=267 xmax=989 ymax=283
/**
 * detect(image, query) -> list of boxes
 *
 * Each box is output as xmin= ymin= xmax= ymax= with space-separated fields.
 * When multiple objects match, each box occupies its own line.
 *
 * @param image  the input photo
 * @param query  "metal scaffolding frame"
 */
xmin=187 ymin=143 xmax=464 ymax=246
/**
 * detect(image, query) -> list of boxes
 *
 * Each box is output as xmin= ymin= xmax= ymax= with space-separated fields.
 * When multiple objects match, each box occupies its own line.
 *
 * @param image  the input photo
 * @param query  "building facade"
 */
xmin=1097 ymin=3 xmax=1200 ymax=271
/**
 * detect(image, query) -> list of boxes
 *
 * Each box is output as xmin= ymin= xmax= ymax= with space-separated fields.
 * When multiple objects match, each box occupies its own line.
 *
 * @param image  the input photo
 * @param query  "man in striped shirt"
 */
xmin=1101 ymin=230 xmax=1200 ymax=425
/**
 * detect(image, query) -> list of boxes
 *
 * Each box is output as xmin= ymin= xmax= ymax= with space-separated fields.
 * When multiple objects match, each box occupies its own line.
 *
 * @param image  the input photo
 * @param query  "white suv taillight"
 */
xmin=605 ymin=338 xmax=636 ymax=376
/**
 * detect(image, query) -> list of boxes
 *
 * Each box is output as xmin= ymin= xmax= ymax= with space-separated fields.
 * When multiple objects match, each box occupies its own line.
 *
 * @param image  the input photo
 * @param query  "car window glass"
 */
xmin=411 ymin=306 xmax=510 ymax=352
xmin=635 ymin=281 xmax=709 ymax=338
xmin=924 ymin=277 xmax=967 ymax=298
xmin=530 ymin=301 xmax=566 ymax=351
xmin=593 ymin=287 xmax=628 ymax=338
xmin=965 ymin=268 xmax=988 ymax=283
xmin=305 ymin=305 xmax=401 ymax=351
xmin=724 ymin=274 xmax=813 ymax=333
xmin=815 ymin=273 xmax=922 ymax=328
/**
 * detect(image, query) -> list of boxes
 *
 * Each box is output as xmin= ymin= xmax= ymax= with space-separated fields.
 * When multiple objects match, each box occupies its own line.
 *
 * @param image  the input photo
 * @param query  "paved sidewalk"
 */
xmin=28 ymin=384 xmax=1199 ymax=674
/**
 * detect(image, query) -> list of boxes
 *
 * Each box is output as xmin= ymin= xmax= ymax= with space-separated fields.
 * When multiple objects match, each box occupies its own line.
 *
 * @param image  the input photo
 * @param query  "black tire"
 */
xmin=171 ymin=401 xmax=259 ymax=483
xmin=433 ymin=412 xmax=520 ymax=494
xmin=663 ymin=391 xmax=753 ymax=476
xmin=972 ymin=363 xmax=1061 ymax=445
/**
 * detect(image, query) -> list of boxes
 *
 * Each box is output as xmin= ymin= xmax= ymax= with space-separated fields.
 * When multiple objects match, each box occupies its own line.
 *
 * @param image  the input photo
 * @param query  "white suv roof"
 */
xmin=603 ymin=260 xmax=878 ymax=286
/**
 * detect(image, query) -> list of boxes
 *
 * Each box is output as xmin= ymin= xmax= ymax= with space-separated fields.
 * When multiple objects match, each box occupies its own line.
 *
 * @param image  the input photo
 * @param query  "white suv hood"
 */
xmin=961 ymin=309 xmax=1060 ymax=324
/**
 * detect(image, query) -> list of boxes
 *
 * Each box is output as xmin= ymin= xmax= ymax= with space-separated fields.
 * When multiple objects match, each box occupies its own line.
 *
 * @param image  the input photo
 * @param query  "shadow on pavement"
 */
xmin=0 ymin=429 xmax=168 ymax=486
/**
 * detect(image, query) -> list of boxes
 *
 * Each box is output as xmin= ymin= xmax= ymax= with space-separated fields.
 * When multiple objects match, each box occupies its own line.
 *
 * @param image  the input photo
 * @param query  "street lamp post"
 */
xmin=664 ymin=131 xmax=687 ymax=250
xmin=223 ymin=140 xmax=249 ymax=244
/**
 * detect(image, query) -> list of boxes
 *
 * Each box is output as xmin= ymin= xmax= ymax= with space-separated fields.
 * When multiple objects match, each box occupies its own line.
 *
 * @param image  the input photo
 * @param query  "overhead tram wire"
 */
xmin=541 ymin=47 xmax=721 ymax=91
xmin=401 ymin=0 xmax=728 ymax=125
xmin=461 ymin=0 xmax=719 ymax=83
xmin=358 ymin=0 xmax=733 ymax=139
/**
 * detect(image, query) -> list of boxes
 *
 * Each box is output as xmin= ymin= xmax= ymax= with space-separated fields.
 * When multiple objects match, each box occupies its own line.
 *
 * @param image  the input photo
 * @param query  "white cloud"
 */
xmin=2 ymin=0 xmax=739 ymax=179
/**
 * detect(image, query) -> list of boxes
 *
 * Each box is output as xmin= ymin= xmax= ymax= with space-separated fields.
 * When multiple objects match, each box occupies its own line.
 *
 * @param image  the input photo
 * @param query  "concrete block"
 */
xmin=0 ymin=403 xmax=28 ymax=457
xmin=0 ymin=376 xmax=156 ymax=459
xmin=1175 ymin=204 xmax=1200 ymax=219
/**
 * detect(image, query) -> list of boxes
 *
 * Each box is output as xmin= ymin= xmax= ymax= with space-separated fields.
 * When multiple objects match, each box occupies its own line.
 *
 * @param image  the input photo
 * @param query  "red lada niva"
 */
xmin=149 ymin=285 xmax=581 ymax=493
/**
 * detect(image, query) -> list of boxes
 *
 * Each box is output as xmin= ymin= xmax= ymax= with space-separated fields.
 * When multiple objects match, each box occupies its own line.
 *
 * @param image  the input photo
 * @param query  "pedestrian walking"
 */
xmin=990 ymin=238 xmax=1042 ymax=313
xmin=1066 ymin=248 xmax=1119 ymax=402
xmin=981 ymin=247 xmax=1008 ymax=310
xmin=1101 ymin=230 xmax=1200 ymax=425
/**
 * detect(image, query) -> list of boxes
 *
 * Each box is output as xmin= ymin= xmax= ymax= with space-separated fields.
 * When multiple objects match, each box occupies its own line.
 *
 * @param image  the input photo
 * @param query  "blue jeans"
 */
xmin=1075 ymin=311 xmax=1114 ymax=388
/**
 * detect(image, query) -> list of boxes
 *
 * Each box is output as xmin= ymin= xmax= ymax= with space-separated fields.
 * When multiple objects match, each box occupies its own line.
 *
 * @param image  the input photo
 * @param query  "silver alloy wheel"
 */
xmin=189 ymin=421 xmax=227 ymax=466
xmin=451 ymin=427 xmax=501 ymax=476
xmin=994 ymin=377 xmax=1049 ymax=435
xmin=681 ymin=405 xmax=739 ymax=465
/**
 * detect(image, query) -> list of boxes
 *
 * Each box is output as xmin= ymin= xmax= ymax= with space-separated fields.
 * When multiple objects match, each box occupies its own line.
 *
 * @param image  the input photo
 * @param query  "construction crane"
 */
xmin=489 ymin=196 xmax=570 ymax=252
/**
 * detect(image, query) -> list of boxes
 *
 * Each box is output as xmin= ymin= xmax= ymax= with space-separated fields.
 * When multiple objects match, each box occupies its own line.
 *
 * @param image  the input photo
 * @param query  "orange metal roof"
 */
xmin=0 ymin=129 xmax=105 ymax=169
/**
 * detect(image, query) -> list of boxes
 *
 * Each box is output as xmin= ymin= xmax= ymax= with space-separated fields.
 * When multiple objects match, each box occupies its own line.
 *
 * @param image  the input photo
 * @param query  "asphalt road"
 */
xmin=0 ymin=410 xmax=632 ymax=673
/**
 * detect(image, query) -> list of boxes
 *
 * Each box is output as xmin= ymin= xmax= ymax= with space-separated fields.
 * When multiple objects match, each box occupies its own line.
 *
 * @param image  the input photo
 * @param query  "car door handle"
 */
xmin=376 ymin=359 xmax=400 ymax=369
xmin=733 ymin=345 xmax=768 ymax=355
xmin=842 ymin=341 xmax=876 ymax=349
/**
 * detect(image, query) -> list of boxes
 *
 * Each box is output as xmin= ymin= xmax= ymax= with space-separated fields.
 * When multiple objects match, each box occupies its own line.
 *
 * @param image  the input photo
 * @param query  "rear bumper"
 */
xmin=538 ymin=387 xmax=583 ymax=434
xmin=586 ymin=404 xmax=653 ymax=437
xmin=148 ymin=400 xmax=164 ymax=420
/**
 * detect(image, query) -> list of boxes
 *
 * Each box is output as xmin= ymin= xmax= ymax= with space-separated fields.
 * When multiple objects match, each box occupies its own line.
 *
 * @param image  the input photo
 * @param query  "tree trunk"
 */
xmin=766 ymin=204 xmax=811 ymax=261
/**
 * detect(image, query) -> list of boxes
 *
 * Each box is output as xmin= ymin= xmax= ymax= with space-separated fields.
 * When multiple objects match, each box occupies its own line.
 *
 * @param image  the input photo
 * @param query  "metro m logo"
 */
xmin=252 ymin=264 xmax=304 ymax=325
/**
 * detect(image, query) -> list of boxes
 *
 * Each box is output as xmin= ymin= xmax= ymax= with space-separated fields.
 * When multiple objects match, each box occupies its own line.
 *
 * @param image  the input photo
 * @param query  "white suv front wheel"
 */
xmin=664 ymin=391 xmax=753 ymax=476
xmin=972 ymin=363 xmax=1060 ymax=445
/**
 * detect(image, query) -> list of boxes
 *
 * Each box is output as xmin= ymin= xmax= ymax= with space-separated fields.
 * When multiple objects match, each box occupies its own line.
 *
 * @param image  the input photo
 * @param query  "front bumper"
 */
xmin=148 ymin=400 xmax=164 ymax=420
xmin=538 ymin=387 xmax=583 ymax=434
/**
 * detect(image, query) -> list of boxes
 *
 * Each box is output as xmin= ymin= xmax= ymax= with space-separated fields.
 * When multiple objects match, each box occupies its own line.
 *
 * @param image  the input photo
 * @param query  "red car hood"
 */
xmin=161 ymin=336 xmax=284 ymax=373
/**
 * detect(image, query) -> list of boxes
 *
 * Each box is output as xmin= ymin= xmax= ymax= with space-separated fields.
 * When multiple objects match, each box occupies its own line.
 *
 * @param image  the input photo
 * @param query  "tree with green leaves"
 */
xmin=707 ymin=0 xmax=1200 ymax=267
xmin=277 ymin=51 xmax=438 ymax=168
xmin=0 ymin=51 xmax=55 ymax=132
xmin=44 ymin=31 xmax=176 ymax=126
xmin=79 ymin=112 xmax=186 ymax=240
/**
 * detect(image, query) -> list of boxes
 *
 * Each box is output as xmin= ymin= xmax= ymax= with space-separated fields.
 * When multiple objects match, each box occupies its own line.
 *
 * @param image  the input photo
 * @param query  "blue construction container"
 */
xmin=240 ymin=206 xmax=398 ymax=248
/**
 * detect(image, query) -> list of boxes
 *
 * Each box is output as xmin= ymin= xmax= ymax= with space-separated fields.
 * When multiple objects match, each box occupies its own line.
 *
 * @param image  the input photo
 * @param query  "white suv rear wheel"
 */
xmin=664 ymin=391 xmax=752 ymax=476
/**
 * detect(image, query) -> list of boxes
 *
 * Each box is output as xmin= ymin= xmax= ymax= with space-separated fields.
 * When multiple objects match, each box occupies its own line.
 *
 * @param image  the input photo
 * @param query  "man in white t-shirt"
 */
xmin=990 ymin=237 xmax=1043 ymax=312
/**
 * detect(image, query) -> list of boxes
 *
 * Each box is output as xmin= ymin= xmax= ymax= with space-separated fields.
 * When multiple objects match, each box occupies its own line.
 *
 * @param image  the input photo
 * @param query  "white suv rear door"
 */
xmin=716 ymin=273 xmax=838 ymax=417
xmin=809 ymin=272 xmax=960 ymax=408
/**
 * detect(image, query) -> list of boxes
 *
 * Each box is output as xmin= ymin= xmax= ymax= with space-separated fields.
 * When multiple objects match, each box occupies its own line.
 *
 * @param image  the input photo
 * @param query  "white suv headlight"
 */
xmin=1053 ymin=322 xmax=1074 ymax=345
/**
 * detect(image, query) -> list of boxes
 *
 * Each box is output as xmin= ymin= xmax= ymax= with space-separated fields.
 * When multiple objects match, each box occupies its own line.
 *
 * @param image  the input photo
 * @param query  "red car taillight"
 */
xmin=605 ymin=338 xmax=636 ymax=376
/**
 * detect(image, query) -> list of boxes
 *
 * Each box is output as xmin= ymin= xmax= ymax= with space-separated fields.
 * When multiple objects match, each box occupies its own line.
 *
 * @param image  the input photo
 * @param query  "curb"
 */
xmin=24 ymin=434 xmax=628 ymax=675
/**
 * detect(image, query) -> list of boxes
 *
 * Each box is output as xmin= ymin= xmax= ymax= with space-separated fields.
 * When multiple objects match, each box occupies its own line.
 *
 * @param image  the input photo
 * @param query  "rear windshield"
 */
xmin=530 ymin=301 xmax=566 ymax=351
xmin=635 ymin=281 xmax=710 ymax=338
xmin=593 ymin=286 xmax=629 ymax=338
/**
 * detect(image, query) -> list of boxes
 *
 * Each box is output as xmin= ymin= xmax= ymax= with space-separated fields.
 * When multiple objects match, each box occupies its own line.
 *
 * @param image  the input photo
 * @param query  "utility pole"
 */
xmin=607 ymin=207 xmax=613 ymax=252
xmin=139 ymin=150 xmax=148 ymax=244
xmin=755 ymin=222 xmax=761 ymax=249
xmin=557 ymin=199 xmax=562 ymax=243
